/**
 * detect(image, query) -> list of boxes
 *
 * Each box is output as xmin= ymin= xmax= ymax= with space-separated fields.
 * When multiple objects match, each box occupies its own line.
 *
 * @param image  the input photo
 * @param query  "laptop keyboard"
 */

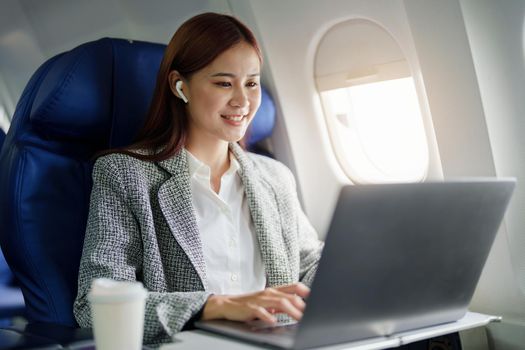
xmin=249 ymin=320 xmax=299 ymax=335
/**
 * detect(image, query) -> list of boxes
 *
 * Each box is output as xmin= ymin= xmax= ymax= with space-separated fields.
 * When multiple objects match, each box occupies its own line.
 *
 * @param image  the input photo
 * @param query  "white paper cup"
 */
xmin=88 ymin=278 xmax=148 ymax=350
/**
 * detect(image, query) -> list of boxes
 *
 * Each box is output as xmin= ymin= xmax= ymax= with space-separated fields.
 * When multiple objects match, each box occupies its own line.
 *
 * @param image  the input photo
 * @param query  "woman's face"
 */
xmin=183 ymin=41 xmax=261 ymax=145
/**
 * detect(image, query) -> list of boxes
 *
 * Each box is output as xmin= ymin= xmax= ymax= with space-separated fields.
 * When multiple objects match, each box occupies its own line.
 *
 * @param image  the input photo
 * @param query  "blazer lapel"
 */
xmin=157 ymin=150 xmax=208 ymax=289
xmin=230 ymin=143 xmax=294 ymax=287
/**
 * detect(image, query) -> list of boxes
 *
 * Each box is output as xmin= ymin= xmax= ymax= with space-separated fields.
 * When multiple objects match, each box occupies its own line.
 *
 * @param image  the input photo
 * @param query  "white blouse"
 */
xmin=186 ymin=150 xmax=266 ymax=295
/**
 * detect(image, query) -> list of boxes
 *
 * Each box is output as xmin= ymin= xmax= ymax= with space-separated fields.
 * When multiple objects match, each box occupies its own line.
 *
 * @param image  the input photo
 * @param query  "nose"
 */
xmin=229 ymin=87 xmax=249 ymax=109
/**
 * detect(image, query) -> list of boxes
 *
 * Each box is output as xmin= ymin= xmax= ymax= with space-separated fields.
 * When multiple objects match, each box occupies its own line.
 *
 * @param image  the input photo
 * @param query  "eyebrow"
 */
xmin=210 ymin=72 xmax=260 ymax=78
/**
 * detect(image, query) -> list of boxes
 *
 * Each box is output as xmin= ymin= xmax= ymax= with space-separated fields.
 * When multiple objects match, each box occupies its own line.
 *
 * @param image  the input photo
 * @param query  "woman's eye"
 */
xmin=246 ymin=81 xmax=258 ymax=88
xmin=215 ymin=82 xmax=231 ymax=87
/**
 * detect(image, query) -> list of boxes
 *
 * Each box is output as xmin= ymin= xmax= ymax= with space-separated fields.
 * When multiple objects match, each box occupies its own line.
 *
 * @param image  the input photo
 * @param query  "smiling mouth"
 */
xmin=221 ymin=114 xmax=246 ymax=122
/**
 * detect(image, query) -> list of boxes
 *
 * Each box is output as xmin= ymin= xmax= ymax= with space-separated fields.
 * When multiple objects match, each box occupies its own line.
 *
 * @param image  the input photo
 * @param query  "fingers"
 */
xmin=248 ymin=303 xmax=277 ymax=324
xmin=203 ymin=283 xmax=311 ymax=325
xmin=256 ymin=296 xmax=304 ymax=321
xmin=274 ymin=282 xmax=311 ymax=299
xmin=263 ymin=290 xmax=306 ymax=312
xmin=253 ymin=284 xmax=309 ymax=321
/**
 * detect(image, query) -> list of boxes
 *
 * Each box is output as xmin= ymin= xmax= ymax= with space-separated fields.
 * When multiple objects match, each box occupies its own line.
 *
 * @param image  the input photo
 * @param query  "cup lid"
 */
xmin=87 ymin=278 xmax=148 ymax=304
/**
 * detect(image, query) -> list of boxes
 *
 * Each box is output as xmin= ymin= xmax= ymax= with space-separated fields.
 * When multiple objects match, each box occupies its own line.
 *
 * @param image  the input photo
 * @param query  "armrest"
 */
xmin=7 ymin=322 xmax=94 ymax=348
xmin=6 ymin=323 xmax=155 ymax=350
xmin=0 ymin=328 xmax=61 ymax=350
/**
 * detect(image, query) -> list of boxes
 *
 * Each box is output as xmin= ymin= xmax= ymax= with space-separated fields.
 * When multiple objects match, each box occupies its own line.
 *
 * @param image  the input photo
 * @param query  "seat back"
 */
xmin=0 ymin=129 xmax=5 ymax=149
xmin=245 ymin=87 xmax=276 ymax=154
xmin=0 ymin=38 xmax=166 ymax=326
xmin=0 ymin=37 xmax=276 ymax=326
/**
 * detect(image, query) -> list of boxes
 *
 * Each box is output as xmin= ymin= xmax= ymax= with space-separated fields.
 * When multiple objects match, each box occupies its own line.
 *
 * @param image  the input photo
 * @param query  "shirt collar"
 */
xmin=186 ymin=149 xmax=240 ymax=180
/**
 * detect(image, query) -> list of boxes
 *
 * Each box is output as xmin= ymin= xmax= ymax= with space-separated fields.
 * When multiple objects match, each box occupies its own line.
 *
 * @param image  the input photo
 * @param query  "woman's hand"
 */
xmin=201 ymin=283 xmax=310 ymax=324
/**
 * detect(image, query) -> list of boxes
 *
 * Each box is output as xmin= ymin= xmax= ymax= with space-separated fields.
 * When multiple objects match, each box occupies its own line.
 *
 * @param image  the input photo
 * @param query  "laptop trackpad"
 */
xmin=195 ymin=319 xmax=298 ymax=348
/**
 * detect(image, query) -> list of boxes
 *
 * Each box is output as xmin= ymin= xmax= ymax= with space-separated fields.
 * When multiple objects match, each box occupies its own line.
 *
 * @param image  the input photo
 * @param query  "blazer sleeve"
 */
xmin=297 ymin=205 xmax=324 ymax=287
xmin=73 ymin=156 xmax=212 ymax=345
xmin=287 ymin=167 xmax=324 ymax=287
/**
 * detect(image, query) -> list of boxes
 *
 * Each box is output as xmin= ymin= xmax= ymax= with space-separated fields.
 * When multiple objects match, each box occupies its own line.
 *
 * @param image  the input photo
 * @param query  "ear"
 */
xmin=168 ymin=70 xmax=184 ymax=98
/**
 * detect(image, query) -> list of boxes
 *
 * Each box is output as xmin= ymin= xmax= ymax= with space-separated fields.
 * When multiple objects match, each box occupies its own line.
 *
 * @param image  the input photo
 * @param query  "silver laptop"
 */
xmin=195 ymin=179 xmax=515 ymax=349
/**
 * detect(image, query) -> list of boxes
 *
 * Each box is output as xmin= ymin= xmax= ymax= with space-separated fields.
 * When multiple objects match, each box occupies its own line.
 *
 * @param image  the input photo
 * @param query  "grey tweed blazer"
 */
xmin=73 ymin=142 xmax=323 ymax=345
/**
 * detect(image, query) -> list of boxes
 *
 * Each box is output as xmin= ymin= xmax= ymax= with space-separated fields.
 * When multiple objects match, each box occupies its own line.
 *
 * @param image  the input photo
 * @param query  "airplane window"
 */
xmin=315 ymin=19 xmax=429 ymax=183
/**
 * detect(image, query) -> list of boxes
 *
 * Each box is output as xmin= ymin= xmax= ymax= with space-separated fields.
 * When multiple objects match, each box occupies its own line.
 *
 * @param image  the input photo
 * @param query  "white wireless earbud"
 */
xmin=175 ymin=80 xmax=188 ymax=103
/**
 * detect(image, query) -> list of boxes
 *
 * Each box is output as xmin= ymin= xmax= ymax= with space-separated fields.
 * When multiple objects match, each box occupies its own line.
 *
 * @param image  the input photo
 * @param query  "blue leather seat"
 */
xmin=246 ymin=87 xmax=276 ymax=155
xmin=0 ymin=37 xmax=276 ymax=327
xmin=0 ymin=248 xmax=25 ymax=326
xmin=0 ymin=129 xmax=5 ymax=148
xmin=0 ymin=129 xmax=26 ymax=326
xmin=0 ymin=38 xmax=167 ymax=327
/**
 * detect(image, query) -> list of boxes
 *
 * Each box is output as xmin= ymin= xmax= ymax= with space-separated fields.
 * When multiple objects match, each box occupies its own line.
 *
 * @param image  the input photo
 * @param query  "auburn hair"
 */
xmin=105 ymin=12 xmax=262 ymax=161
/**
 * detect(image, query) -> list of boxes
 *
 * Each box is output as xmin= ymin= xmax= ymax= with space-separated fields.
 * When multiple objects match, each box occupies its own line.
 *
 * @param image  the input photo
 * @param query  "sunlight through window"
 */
xmin=321 ymin=78 xmax=429 ymax=183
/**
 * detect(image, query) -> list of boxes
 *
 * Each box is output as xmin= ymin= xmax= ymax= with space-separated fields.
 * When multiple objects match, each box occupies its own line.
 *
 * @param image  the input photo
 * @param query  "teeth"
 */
xmin=222 ymin=115 xmax=244 ymax=122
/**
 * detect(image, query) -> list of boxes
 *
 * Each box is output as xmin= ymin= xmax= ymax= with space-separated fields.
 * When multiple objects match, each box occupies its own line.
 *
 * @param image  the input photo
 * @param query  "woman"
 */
xmin=73 ymin=12 xmax=323 ymax=345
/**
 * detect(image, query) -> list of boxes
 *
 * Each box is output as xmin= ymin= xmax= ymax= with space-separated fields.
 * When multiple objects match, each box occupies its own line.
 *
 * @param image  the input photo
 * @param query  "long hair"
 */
xmin=107 ymin=12 xmax=262 ymax=161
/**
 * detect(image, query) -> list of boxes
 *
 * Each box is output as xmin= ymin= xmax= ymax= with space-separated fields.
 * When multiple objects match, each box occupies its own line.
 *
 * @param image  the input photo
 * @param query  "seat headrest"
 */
xmin=29 ymin=38 xmax=166 ymax=148
xmin=248 ymin=87 xmax=276 ymax=147
xmin=30 ymin=44 xmax=112 ymax=141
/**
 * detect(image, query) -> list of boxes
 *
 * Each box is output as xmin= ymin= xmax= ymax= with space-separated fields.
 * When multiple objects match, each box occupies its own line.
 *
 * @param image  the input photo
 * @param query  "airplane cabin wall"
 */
xmin=459 ymin=0 xmax=525 ymax=348
xmin=0 ymin=0 xmax=45 ymax=120
xmin=403 ymin=0 xmax=496 ymax=178
xmin=405 ymin=1 xmax=525 ymax=346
